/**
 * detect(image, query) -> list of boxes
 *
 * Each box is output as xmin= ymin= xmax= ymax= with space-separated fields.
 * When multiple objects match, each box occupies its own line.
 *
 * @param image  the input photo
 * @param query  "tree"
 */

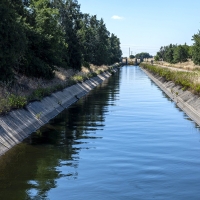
xmin=173 ymin=45 xmax=188 ymax=63
xmin=108 ymin=34 xmax=122 ymax=64
xmin=135 ymin=52 xmax=152 ymax=60
xmin=129 ymin=55 xmax=135 ymax=59
xmin=188 ymin=45 xmax=193 ymax=58
xmin=155 ymin=43 xmax=190 ymax=64
xmin=17 ymin=0 xmax=68 ymax=79
xmin=0 ymin=0 xmax=122 ymax=82
xmin=164 ymin=44 xmax=176 ymax=63
xmin=154 ymin=55 xmax=160 ymax=61
xmin=92 ymin=18 xmax=110 ymax=65
xmin=192 ymin=31 xmax=200 ymax=65
xmin=0 ymin=0 xmax=27 ymax=81
xmin=58 ymin=0 xmax=82 ymax=70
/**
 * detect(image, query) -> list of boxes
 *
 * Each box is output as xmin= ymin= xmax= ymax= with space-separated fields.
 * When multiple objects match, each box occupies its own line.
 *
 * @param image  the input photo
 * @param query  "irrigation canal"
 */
xmin=1 ymin=65 xmax=200 ymax=199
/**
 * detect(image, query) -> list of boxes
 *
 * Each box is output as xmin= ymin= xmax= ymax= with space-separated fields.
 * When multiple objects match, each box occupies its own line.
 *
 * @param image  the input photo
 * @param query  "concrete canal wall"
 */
xmin=0 ymin=70 xmax=116 ymax=156
xmin=141 ymin=67 xmax=200 ymax=127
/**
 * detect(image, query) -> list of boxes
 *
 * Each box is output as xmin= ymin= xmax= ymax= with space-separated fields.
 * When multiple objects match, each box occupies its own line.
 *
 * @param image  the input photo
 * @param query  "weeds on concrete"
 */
xmin=0 ymin=94 xmax=27 ymax=114
xmin=140 ymin=63 xmax=200 ymax=95
xmin=0 ymin=64 xmax=118 ymax=115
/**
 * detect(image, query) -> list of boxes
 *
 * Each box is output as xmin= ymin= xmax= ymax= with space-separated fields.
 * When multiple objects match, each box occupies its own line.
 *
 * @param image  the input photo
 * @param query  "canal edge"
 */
xmin=0 ymin=67 xmax=119 ymax=157
xmin=141 ymin=67 xmax=200 ymax=127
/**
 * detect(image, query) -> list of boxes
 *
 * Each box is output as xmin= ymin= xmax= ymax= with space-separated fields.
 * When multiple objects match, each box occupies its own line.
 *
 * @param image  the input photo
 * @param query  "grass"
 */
xmin=0 ymin=94 xmax=27 ymax=114
xmin=140 ymin=63 xmax=200 ymax=95
xmin=0 ymin=63 xmax=119 ymax=115
xmin=149 ymin=59 xmax=200 ymax=71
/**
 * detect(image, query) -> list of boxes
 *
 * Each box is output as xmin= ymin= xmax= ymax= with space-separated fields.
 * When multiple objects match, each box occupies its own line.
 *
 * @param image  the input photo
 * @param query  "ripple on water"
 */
xmin=1 ymin=66 xmax=200 ymax=200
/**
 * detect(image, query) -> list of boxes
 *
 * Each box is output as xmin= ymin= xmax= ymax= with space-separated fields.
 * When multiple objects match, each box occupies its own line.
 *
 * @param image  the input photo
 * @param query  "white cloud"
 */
xmin=111 ymin=15 xmax=124 ymax=20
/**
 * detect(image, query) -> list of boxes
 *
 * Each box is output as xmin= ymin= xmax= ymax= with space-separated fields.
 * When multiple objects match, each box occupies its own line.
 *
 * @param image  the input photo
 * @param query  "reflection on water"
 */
xmin=1 ymin=66 xmax=200 ymax=199
xmin=0 ymin=71 xmax=120 ymax=200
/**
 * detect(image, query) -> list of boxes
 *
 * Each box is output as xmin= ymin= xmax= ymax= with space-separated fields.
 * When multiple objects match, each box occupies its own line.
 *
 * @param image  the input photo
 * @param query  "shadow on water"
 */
xmin=0 ymin=70 xmax=121 ymax=200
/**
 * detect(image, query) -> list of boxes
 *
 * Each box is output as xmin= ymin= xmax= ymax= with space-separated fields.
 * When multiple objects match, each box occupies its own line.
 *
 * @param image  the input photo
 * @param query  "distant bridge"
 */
xmin=121 ymin=57 xmax=140 ymax=65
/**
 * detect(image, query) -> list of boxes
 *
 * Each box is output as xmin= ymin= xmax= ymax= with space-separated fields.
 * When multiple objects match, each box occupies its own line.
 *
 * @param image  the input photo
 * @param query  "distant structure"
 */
xmin=122 ymin=57 xmax=128 ymax=65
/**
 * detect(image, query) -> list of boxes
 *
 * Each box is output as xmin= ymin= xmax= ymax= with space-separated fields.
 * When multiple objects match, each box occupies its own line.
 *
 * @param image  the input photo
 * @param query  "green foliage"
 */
xmin=18 ymin=0 xmax=68 ymax=79
xmin=154 ymin=55 xmax=160 ymax=61
xmin=155 ymin=43 xmax=190 ymax=64
xmin=140 ymin=63 xmax=200 ymax=94
xmin=0 ymin=0 xmax=122 ymax=83
xmin=188 ymin=46 xmax=193 ymax=58
xmin=173 ymin=45 xmax=188 ymax=63
xmin=192 ymin=31 xmax=200 ymax=65
xmin=29 ymin=87 xmax=52 ymax=100
xmin=28 ymin=83 xmax=69 ymax=102
xmin=0 ymin=63 xmax=118 ymax=115
xmin=129 ymin=55 xmax=135 ymax=59
xmin=70 ymin=75 xmax=86 ymax=82
xmin=83 ymin=61 xmax=90 ymax=69
xmin=164 ymin=44 xmax=176 ymax=63
xmin=0 ymin=94 xmax=27 ymax=114
xmin=7 ymin=94 xmax=27 ymax=109
xmin=78 ymin=15 xmax=122 ymax=66
xmin=96 ymin=70 xmax=103 ymax=75
xmin=0 ymin=0 xmax=26 ymax=81
xmin=108 ymin=33 xmax=122 ymax=64
xmin=135 ymin=52 xmax=152 ymax=60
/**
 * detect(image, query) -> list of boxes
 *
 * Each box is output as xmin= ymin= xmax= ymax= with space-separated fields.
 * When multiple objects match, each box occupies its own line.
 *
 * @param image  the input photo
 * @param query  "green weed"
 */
xmin=140 ymin=63 xmax=200 ymax=95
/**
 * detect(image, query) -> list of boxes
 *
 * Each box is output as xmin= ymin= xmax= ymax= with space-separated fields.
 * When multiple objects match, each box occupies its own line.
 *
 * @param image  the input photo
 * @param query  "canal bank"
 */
xmin=2 ymin=66 xmax=200 ymax=199
xmin=0 ymin=69 xmax=118 ymax=157
xmin=140 ymin=66 xmax=200 ymax=127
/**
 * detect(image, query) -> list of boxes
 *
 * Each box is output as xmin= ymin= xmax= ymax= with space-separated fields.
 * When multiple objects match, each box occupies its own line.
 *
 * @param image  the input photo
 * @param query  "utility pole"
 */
xmin=129 ymin=48 xmax=130 ymax=57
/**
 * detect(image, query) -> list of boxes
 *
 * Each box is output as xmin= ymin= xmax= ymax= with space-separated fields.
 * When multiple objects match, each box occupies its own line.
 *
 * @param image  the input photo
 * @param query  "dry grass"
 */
xmin=0 ymin=67 xmax=76 ymax=99
xmin=142 ymin=60 xmax=200 ymax=84
xmin=153 ymin=59 xmax=200 ymax=71
xmin=77 ymin=64 xmax=110 ymax=77
xmin=0 ymin=61 xmax=121 ymax=116
xmin=0 ymin=63 xmax=112 ymax=115
xmin=140 ymin=63 xmax=200 ymax=94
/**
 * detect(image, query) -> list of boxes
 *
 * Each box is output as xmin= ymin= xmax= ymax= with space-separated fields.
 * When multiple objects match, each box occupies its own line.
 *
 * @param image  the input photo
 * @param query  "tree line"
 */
xmin=0 ymin=0 xmax=122 ymax=82
xmin=129 ymin=52 xmax=153 ymax=61
xmin=154 ymin=31 xmax=200 ymax=65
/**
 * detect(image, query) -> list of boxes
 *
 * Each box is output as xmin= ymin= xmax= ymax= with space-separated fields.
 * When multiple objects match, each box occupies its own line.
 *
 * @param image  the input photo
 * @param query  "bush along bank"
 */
xmin=140 ymin=63 xmax=200 ymax=95
xmin=0 ymin=63 xmax=120 ymax=116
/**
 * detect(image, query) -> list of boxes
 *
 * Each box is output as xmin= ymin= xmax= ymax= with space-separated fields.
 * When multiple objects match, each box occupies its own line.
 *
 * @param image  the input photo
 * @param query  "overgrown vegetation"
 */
xmin=0 ymin=0 xmax=122 ymax=82
xmin=140 ymin=63 xmax=200 ymax=94
xmin=0 ymin=64 xmax=118 ymax=115
xmin=0 ymin=95 xmax=27 ymax=114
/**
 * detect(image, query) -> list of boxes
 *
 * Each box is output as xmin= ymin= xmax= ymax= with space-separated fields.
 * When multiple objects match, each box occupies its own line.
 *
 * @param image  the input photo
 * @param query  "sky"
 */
xmin=78 ymin=0 xmax=200 ymax=57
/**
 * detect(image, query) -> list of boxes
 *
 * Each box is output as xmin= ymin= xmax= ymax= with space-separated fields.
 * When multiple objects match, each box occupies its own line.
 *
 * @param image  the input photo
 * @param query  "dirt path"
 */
xmin=153 ymin=63 xmax=190 ymax=72
xmin=143 ymin=61 xmax=200 ymax=83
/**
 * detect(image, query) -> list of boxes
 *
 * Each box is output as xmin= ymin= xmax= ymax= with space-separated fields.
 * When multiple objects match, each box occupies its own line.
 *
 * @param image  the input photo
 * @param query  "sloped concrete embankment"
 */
xmin=141 ymin=68 xmax=200 ymax=126
xmin=0 ymin=71 xmax=116 ymax=156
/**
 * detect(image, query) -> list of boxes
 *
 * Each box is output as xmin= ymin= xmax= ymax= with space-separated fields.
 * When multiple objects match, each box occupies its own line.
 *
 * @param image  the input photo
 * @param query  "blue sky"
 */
xmin=78 ymin=0 xmax=200 ymax=57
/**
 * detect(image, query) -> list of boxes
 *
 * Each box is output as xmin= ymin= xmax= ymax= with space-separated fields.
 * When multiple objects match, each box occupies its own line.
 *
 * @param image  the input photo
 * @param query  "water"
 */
xmin=1 ymin=66 xmax=200 ymax=199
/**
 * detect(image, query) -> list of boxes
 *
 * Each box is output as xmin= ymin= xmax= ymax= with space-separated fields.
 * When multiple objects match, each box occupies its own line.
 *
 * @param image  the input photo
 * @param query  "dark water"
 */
xmin=1 ymin=66 xmax=200 ymax=200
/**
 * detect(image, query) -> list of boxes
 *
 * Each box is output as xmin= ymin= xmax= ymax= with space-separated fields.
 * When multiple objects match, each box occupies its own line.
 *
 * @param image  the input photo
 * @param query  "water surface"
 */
xmin=1 ymin=66 xmax=200 ymax=199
